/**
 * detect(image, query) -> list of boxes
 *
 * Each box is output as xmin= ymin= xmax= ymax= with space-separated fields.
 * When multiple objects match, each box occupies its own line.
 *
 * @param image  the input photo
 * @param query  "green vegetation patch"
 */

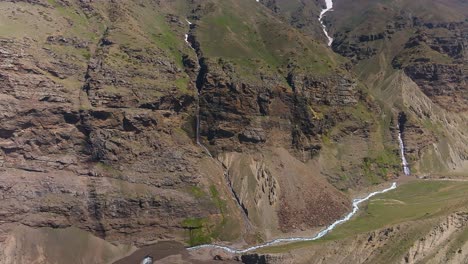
xmin=363 ymin=147 xmax=400 ymax=183
xmin=260 ymin=180 xmax=468 ymax=253
xmin=328 ymin=181 xmax=468 ymax=240
xmin=181 ymin=217 xmax=213 ymax=246
xmin=182 ymin=185 xmax=240 ymax=246
xmin=210 ymin=185 xmax=226 ymax=214
xmin=195 ymin=0 xmax=341 ymax=80
xmin=393 ymin=42 xmax=454 ymax=68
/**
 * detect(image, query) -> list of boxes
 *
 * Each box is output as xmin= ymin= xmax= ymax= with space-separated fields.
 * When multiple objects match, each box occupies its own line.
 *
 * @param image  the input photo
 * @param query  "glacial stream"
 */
xmin=319 ymin=0 xmax=334 ymax=46
xmin=188 ymin=182 xmax=397 ymax=254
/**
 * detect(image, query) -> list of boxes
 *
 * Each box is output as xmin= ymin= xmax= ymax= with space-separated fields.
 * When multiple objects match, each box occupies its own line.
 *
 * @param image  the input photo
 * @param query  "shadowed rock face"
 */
xmin=0 ymin=0 xmax=233 ymax=249
xmin=196 ymin=58 xmax=359 ymax=156
xmin=398 ymin=112 xmax=407 ymax=134
xmin=242 ymin=254 xmax=268 ymax=264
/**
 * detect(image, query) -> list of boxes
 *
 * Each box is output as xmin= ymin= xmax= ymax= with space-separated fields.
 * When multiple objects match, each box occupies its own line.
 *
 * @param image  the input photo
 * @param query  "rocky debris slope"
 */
xmin=403 ymin=212 xmax=468 ymax=264
xmin=0 ymin=0 xmax=245 ymax=254
xmin=219 ymin=149 xmax=350 ymax=240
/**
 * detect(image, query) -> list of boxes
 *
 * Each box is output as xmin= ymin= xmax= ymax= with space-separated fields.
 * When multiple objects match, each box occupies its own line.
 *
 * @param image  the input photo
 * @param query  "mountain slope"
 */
xmin=0 ymin=1 xmax=369 ymax=261
xmin=326 ymin=0 xmax=468 ymax=174
xmin=0 ymin=0 xmax=466 ymax=263
xmin=0 ymin=0 xmax=245 ymax=254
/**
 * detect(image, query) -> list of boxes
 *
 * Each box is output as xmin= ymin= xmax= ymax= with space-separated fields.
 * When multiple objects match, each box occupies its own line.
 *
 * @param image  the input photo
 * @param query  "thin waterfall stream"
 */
xmin=398 ymin=113 xmax=411 ymax=176
xmin=319 ymin=0 xmax=334 ymax=46
xmin=398 ymin=130 xmax=410 ymax=176
xmin=184 ymin=18 xmax=252 ymax=229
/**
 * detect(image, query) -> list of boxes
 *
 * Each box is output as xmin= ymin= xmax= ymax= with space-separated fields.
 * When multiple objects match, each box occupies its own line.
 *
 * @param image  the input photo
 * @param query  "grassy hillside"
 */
xmin=194 ymin=0 xmax=345 ymax=80
xmin=261 ymin=180 xmax=468 ymax=253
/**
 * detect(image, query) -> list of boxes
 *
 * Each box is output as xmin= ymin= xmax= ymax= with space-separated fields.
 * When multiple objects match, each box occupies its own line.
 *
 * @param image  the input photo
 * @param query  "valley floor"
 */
xmin=8 ymin=177 xmax=468 ymax=264
xmin=255 ymin=178 xmax=468 ymax=264
xmin=124 ymin=177 xmax=468 ymax=263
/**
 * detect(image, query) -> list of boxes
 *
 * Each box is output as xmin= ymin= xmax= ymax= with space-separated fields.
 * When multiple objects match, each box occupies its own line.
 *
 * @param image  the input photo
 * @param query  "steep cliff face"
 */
xmin=0 ymin=0 xmax=466 ymax=262
xmin=0 ymin=0 xmax=245 ymax=255
xmin=0 ymin=0 xmax=383 ymax=258
xmin=392 ymin=22 xmax=467 ymax=113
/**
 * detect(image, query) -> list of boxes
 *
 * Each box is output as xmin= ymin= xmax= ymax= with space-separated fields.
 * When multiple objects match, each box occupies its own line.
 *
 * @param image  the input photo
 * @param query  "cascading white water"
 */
xmin=397 ymin=126 xmax=411 ymax=176
xmin=185 ymin=19 xmax=192 ymax=45
xmin=141 ymin=256 xmax=153 ymax=264
xmin=188 ymin=182 xmax=397 ymax=254
xmin=318 ymin=0 xmax=334 ymax=46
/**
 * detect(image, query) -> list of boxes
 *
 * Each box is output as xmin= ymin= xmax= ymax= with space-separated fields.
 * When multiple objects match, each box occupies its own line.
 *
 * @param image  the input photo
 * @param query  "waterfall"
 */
xmin=397 ymin=113 xmax=411 ymax=176
xmin=184 ymin=18 xmax=251 ymax=228
xmin=195 ymin=94 xmax=212 ymax=157
xmin=397 ymin=126 xmax=411 ymax=176
xmin=318 ymin=0 xmax=334 ymax=46
xmin=141 ymin=256 xmax=153 ymax=264
xmin=184 ymin=19 xmax=211 ymax=156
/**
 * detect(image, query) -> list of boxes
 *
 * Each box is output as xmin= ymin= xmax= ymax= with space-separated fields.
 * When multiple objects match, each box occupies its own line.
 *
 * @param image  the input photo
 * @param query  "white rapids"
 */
xmin=141 ymin=256 xmax=153 ymax=264
xmin=184 ymin=19 xmax=192 ymax=45
xmin=397 ymin=127 xmax=411 ymax=176
xmin=188 ymin=182 xmax=397 ymax=254
xmin=318 ymin=0 xmax=334 ymax=46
